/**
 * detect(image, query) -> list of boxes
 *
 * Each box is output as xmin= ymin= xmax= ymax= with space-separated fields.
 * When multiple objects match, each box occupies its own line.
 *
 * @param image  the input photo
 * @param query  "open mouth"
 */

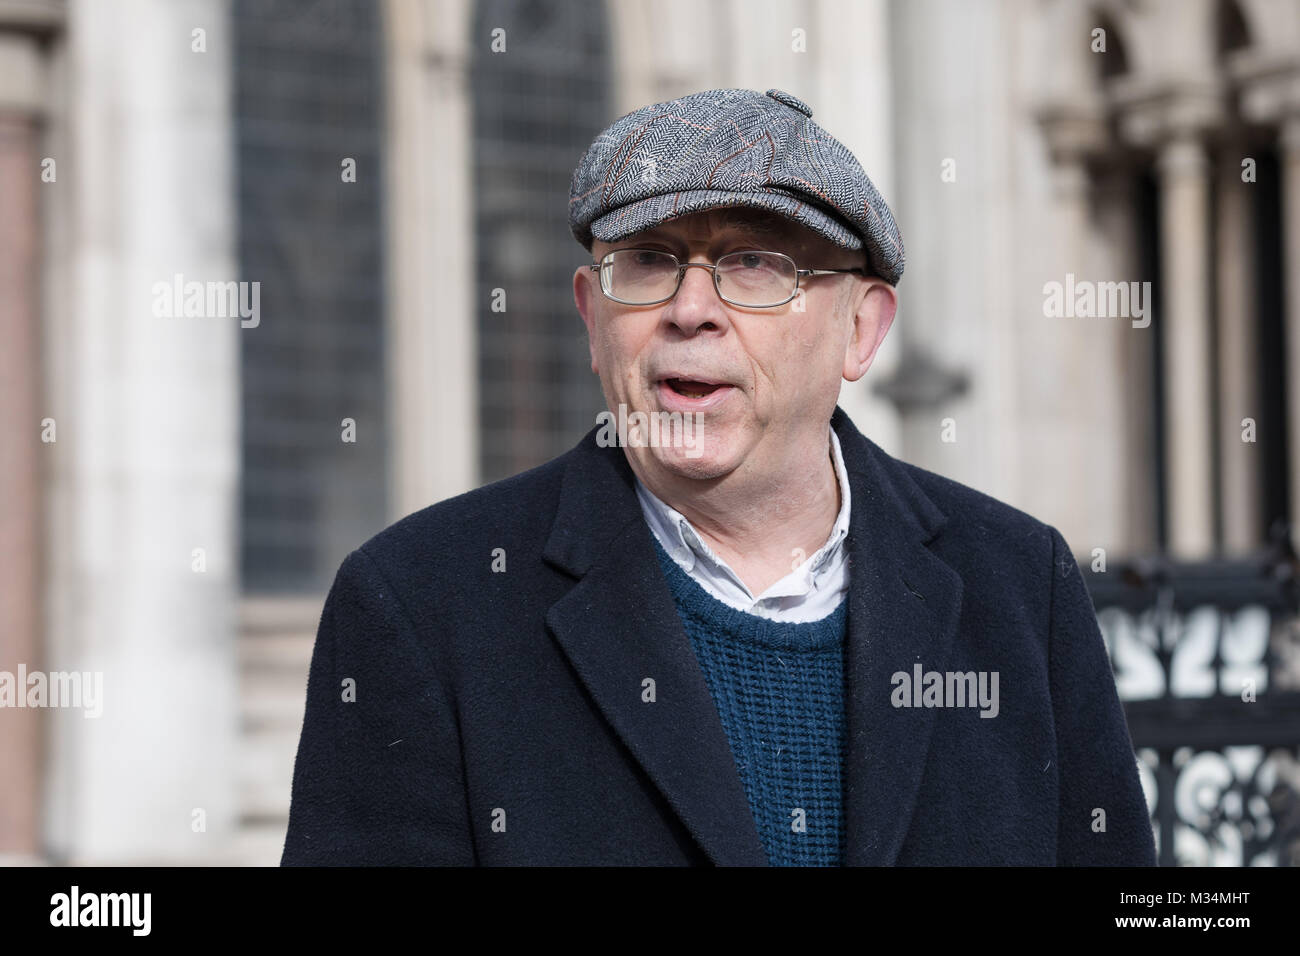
xmin=663 ymin=378 xmax=724 ymax=398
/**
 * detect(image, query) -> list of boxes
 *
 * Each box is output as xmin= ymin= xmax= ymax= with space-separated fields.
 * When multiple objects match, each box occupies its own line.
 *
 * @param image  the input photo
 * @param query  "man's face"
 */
xmin=573 ymin=206 xmax=896 ymax=486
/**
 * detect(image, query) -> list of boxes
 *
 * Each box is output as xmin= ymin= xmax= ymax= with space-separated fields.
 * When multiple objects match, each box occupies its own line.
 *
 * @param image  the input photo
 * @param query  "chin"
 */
xmin=641 ymin=441 xmax=734 ymax=481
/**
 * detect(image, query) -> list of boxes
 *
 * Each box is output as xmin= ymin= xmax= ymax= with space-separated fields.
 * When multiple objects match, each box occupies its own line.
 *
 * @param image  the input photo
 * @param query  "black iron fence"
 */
xmin=1085 ymin=528 xmax=1300 ymax=866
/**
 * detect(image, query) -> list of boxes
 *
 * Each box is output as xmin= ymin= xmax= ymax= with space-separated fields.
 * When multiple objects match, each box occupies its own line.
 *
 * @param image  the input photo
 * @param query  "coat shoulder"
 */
xmin=894 ymin=456 xmax=1061 ymax=572
xmin=345 ymin=444 xmax=574 ymax=591
xmin=833 ymin=407 xmax=1060 ymax=570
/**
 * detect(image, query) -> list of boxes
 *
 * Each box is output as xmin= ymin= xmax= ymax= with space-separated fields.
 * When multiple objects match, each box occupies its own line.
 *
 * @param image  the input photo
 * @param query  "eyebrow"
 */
xmin=712 ymin=210 xmax=791 ymax=237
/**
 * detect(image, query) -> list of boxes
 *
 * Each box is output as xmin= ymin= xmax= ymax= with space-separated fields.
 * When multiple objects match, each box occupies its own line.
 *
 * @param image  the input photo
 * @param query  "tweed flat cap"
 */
xmin=569 ymin=87 xmax=904 ymax=285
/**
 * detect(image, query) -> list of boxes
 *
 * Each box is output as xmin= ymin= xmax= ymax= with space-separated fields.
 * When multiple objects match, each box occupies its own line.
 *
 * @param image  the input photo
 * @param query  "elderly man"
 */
xmin=282 ymin=88 xmax=1155 ymax=867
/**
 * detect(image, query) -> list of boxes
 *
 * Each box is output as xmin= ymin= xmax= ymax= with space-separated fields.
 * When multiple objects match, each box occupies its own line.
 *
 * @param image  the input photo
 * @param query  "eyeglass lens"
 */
xmin=602 ymin=250 xmax=797 ymax=307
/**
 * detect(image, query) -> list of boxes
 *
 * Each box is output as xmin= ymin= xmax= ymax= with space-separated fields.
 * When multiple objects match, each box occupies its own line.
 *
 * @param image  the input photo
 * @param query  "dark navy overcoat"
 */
xmin=281 ymin=406 xmax=1156 ymax=866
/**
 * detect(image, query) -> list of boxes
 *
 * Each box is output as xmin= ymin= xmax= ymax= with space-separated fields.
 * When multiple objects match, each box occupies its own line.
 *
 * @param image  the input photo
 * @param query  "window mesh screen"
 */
xmin=471 ymin=0 xmax=611 ymax=483
xmin=235 ymin=0 xmax=388 ymax=593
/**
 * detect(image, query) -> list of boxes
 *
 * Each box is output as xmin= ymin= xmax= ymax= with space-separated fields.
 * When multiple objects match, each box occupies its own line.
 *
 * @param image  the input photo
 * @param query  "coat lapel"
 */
xmin=542 ymin=405 xmax=963 ymax=867
xmin=831 ymin=406 xmax=964 ymax=865
xmin=542 ymin=430 xmax=769 ymax=866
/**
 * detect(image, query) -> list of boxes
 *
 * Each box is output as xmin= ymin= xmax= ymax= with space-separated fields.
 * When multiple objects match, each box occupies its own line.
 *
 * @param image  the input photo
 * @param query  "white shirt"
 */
xmin=634 ymin=425 xmax=851 ymax=623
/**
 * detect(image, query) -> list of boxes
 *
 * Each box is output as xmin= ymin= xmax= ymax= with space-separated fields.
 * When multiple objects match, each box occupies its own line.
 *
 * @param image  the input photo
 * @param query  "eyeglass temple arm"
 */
xmin=797 ymin=267 xmax=869 ymax=277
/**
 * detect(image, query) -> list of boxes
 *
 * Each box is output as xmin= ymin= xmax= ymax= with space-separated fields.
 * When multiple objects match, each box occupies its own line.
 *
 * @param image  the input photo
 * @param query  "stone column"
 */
xmin=1157 ymin=134 xmax=1216 ymax=557
xmin=1282 ymin=115 xmax=1300 ymax=542
xmin=0 ymin=9 xmax=56 ymax=859
xmin=1030 ymin=158 xmax=1100 ymax=546
xmin=41 ymin=0 xmax=240 ymax=863
xmin=1216 ymin=142 xmax=1261 ymax=554
xmin=814 ymin=0 xmax=899 ymax=455
xmin=1024 ymin=101 xmax=1124 ymax=554
xmin=384 ymin=0 xmax=477 ymax=517
xmin=1095 ymin=165 xmax=1158 ymax=555
xmin=1236 ymin=51 xmax=1300 ymax=547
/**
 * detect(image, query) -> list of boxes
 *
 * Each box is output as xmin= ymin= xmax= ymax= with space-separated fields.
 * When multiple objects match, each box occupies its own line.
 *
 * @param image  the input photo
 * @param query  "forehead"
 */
xmin=630 ymin=206 xmax=802 ymax=242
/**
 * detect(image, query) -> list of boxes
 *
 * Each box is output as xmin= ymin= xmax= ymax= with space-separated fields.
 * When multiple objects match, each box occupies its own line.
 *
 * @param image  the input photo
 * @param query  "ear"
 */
xmin=573 ymin=263 xmax=600 ymax=374
xmin=842 ymin=280 xmax=897 ymax=383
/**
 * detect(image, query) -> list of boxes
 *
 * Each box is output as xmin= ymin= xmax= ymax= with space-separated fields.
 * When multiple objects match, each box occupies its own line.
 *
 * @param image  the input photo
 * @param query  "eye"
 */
xmin=722 ymin=251 xmax=784 ymax=273
xmin=617 ymin=247 xmax=675 ymax=265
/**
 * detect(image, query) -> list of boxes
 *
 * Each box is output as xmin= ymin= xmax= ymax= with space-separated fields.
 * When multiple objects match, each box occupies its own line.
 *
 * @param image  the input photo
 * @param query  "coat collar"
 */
xmin=542 ymin=405 xmax=964 ymax=866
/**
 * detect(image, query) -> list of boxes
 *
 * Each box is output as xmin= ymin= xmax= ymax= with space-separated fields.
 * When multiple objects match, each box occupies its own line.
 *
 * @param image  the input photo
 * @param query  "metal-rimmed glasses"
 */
xmin=589 ymin=248 xmax=868 ymax=309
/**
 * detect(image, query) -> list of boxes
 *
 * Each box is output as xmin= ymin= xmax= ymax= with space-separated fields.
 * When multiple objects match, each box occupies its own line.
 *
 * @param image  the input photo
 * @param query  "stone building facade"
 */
xmin=1 ymin=0 xmax=1296 ymax=864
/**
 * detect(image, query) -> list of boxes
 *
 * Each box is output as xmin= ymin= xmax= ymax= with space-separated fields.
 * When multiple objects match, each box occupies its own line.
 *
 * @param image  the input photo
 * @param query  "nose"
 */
xmin=662 ymin=259 xmax=728 ymax=334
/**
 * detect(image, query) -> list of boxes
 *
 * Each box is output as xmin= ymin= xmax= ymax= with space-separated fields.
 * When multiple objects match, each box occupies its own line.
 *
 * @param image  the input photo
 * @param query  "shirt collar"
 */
xmin=632 ymin=423 xmax=852 ymax=599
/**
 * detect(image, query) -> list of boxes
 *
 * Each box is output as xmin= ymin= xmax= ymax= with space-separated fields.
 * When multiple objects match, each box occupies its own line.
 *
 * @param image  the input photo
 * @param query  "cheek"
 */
xmin=775 ymin=308 xmax=845 ymax=394
xmin=788 ymin=307 xmax=837 ymax=363
xmin=596 ymin=318 xmax=653 ymax=386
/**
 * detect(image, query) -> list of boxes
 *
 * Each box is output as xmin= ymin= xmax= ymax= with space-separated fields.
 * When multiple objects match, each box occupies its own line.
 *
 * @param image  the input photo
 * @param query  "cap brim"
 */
xmin=588 ymin=189 xmax=864 ymax=253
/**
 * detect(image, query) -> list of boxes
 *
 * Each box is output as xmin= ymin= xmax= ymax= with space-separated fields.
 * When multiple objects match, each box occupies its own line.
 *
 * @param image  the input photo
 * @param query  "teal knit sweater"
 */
xmin=649 ymin=533 xmax=849 ymax=866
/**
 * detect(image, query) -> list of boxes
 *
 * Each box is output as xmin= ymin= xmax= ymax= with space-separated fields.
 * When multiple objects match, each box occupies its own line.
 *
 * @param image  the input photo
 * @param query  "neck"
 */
xmin=633 ymin=426 xmax=841 ymax=596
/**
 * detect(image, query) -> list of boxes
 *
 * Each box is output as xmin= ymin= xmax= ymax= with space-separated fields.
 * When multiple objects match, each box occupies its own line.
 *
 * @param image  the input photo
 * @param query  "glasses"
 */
xmin=589 ymin=248 xmax=868 ymax=309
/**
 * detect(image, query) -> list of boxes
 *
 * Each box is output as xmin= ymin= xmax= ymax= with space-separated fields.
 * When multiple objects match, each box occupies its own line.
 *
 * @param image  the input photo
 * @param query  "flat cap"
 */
xmin=568 ymin=87 xmax=904 ymax=285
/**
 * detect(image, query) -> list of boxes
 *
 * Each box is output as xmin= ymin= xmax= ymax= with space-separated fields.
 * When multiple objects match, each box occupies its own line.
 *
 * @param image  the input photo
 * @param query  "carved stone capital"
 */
xmin=0 ymin=0 xmax=65 ymax=35
xmin=1230 ymin=48 xmax=1300 ymax=127
xmin=0 ymin=0 xmax=63 ymax=116
xmin=1034 ymin=101 xmax=1112 ymax=166
xmin=1110 ymin=75 xmax=1227 ymax=149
